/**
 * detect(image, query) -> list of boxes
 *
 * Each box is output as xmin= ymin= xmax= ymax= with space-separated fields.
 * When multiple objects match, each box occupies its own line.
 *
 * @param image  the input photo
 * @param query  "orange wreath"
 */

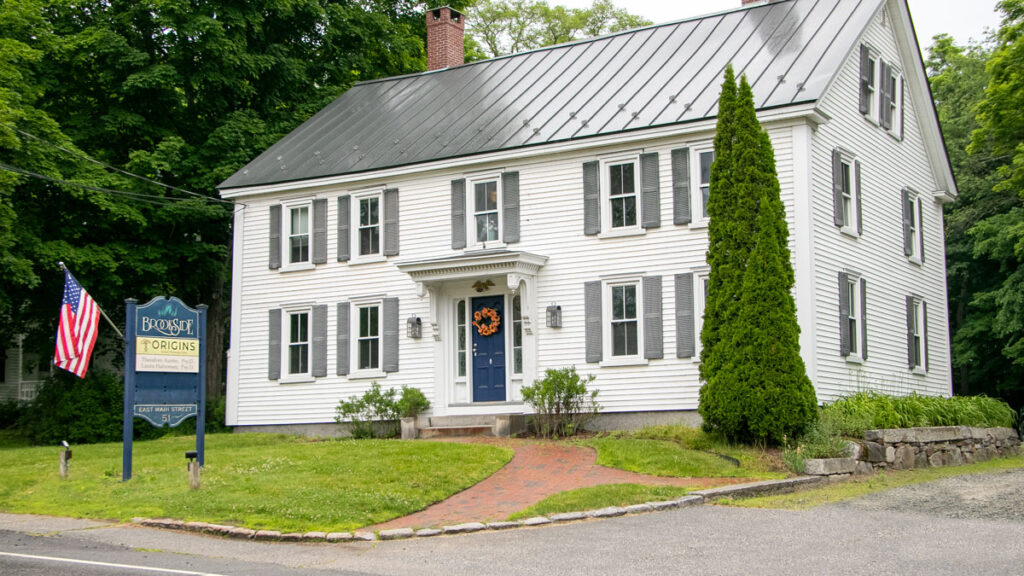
xmin=473 ymin=307 xmax=501 ymax=336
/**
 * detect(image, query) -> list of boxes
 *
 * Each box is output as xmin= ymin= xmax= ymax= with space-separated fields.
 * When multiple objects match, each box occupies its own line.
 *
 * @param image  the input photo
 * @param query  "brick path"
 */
xmin=370 ymin=438 xmax=751 ymax=530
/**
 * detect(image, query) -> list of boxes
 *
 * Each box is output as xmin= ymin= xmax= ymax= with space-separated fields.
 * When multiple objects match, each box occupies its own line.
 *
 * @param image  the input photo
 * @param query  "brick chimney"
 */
xmin=426 ymin=6 xmax=465 ymax=71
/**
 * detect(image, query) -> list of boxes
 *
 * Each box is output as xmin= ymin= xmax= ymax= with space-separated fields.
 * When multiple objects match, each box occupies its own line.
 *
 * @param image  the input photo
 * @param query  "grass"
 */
xmin=822 ymin=392 xmax=1017 ymax=436
xmin=722 ymin=453 xmax=1024 ymax=510
xmin=584 ymin=426 xmax=789 ymax=480
xmin=0 ymin=433 xmax=512 ymax=532
xmin=508 ymin=484 xmax=691 ymax=520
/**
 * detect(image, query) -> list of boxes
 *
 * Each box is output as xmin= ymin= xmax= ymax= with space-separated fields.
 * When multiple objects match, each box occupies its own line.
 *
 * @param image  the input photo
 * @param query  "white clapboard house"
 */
xmin=219 ymin=0 xmax=955 ymax=433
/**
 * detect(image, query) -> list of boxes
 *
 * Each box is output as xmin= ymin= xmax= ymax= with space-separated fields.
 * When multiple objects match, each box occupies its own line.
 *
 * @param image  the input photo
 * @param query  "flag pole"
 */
xmin=58 ymin=261 xmax=126 ymax=341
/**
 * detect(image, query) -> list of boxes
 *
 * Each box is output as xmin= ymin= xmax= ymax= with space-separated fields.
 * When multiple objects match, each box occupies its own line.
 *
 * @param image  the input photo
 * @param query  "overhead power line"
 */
xmin=1 ymin=122 xmax=236 ymax=206
xmin=0 ymin=161 xmax=205 ymax=207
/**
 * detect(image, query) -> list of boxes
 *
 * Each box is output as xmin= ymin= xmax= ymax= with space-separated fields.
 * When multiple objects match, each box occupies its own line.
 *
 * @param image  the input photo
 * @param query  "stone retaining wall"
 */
xmin=857 ymin=426 xmax=1020 ymax=471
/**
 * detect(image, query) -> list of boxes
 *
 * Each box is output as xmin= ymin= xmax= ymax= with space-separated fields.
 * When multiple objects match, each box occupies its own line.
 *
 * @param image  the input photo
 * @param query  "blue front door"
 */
xmin=472 ymin=296 xmax=506 ymax=402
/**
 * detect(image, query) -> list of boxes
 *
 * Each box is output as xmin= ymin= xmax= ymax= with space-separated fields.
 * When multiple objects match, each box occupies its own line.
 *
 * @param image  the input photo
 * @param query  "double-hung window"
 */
xmin=839 ymin=272 xmax=866 ymax=362
xmin=832 ymin=149 xmax=860 ymax=236
xmin=695 ymin=273 xmax=709 ymax=359
xmin=907 ymin=296 xmax=927 ymax=372
xmin=473 ymin=179 xmax=500 ymax=243
xmin=608 ymin=161 xmax=637 ymax=229
xmin=902 ymin=189 xmax=923 ymax=263
xmin=859 ymin=44 xmax=903 ymax=138
xmin=610 ymin=283 xmax=639 ymax=357
xmin=357 ymin=304 xmax=380 ymax=371
xmin=512 ymin=294 xmax=523 ymax=375
xmin=288 ymin=204 xmax=310 ymax=264
xmin=357 ymin=194 xmax=381 ymax=257
xmin=697 ymin=149 xmax=714 ymax=221
xmin=288 ymin=310 xmax=310 ymax=375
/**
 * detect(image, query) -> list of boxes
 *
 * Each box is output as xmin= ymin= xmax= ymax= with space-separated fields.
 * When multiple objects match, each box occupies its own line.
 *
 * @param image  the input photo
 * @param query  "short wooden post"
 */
xmin=59 ymin=451 xmax=70 ymax=479
xmin=188 ymin=461 xmax=201 ymax=490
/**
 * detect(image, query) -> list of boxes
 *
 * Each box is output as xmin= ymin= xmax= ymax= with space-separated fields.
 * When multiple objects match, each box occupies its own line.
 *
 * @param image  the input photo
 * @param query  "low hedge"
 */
xmin=821 ymin=392 xmax=1017 ymax=437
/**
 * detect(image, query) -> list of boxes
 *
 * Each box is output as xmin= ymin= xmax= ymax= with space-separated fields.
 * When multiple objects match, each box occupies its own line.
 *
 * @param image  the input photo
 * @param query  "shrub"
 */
xmin=336 ymin=382 xmax=427 ymax=438
xmin=20 ymin=370 xmax=124 ymax=444
xmin=0 ymin=400 xmax=23 ymax=429
xmin=397 ymin=385 xmax=430 ymax=419
xmin=520 ymin=367 xmax=600 ymax=438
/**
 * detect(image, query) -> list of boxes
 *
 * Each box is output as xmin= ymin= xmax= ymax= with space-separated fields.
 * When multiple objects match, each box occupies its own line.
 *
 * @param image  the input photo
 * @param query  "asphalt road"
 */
xmin=2 ymin=468 xmax=1022 ymax=576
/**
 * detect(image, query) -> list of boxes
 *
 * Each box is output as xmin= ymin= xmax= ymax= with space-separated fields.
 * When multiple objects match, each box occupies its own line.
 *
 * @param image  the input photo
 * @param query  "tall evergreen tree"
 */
xmin=698 ymin=71 xmax=816 ymax=444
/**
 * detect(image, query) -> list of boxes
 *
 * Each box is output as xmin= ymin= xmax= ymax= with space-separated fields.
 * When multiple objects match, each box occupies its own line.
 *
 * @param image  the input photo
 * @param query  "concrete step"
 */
xmin=419 ymin=425 xmax=495 ymax=439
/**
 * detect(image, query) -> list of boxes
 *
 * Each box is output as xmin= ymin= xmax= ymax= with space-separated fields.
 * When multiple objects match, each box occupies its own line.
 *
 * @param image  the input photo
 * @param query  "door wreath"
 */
xmin=473 ymin=307 xmax=501 ymax=336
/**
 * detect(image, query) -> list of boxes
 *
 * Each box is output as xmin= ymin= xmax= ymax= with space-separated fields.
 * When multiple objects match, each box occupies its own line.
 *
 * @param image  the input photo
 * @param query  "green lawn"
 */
xmin=0 ymin=433 xmax=511 ymax=532
xmin=508 ymin=484 xmax=691 ymax=520
xmin=584 ymin=426 xmax=789 ymax=479
xmin=721 ymin=453 xmax=1024 ymax=510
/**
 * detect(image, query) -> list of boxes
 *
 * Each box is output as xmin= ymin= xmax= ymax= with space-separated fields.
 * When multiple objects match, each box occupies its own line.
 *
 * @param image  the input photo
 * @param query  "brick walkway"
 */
xmin=370 ymin=438 xmax=751 ymax=530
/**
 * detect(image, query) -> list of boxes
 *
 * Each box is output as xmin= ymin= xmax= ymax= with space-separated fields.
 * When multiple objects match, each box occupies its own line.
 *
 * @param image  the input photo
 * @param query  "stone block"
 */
xmin=326 ymin=532 xmax=352 ymax=542
xmin=207 ymin=524 xmax=233 ymax=535
xmin=624 ymin=504 xmax=653 ymax=514
xmin=352 ymin=532 xmax=377 ymax=541
xmin=522 ymin=517 xmax=551 ymax=526
xmin=254 ymin=530 xmax=281 ymax=541
xmin=379 ymin=528 xmax=414 ymax=540
xmin=493 ymin=415 xmax=512 ymax=437
xmin=885 ymin=446 xmax=896 ymax=463
xmin=803 ymin=458 xmax=857 ymax=476
xmin=928 ymin=451 xmax=945 ymax=467
xmin=589 ymin=507 xmax=626 ymax=518
xmin=442 ymin=522 xmax=485 ymax=535
xmin=864 ymin=441 xmax=886 ymax=462
xmin=486 ymin=521 xmax=521 ymax=530
xmin=549 ymin=512 xmax=588 ymax=522
xmin=416 ymin=528 xmax=442 ymax=537
xmin=847 ymin=441 xmax=864 ymax=460
xmin=280 ymin=532 xmax=304 ymax=541
xmin=185 ymin=521 xmax=210 ymax=532
xmin=303 ymin=531 xmax=326 ymax=541
xmin=914 ymin=426 xmax=962 ymax=443
xmin=649 ymin=500 xmax=680 ymax=511
xmin=892 ymin=445 xmax=916 ymax=470
xmin=855 ymin=461 xmax=874 ymax=475
xmin=400 ymin=417 xmax=417 ymax=440
xmin=914 ymin=451 xmax=929 ymax=468
xmin=229 ymin=527 xmax=256 ymax=539
xmin=675 ymin=495 xmax=704 ymax=507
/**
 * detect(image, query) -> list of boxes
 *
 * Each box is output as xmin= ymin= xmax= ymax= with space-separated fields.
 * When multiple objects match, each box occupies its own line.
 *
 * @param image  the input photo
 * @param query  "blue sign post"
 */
xmin=123 ymin=296 xmax=207 ymax=481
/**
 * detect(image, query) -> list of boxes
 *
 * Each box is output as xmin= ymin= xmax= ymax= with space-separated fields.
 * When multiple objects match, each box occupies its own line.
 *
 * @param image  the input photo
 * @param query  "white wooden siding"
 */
xmin=809 ymin=6 xmax=951 ymax=402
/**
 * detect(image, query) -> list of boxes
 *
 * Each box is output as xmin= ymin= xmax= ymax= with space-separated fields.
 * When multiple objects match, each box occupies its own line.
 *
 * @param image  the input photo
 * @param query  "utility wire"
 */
xmin=0 ymin=161 xmax=199 ymax=206
xmin=1 ymin=122 xmax=236 ymax=206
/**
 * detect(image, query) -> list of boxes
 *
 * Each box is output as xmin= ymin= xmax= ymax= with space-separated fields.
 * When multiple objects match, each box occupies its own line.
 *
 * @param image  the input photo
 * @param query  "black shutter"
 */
xmin=268 ymin=308 xmax=282 ymax=380
xmin=838 ymin=272 xmax=850 ymax=357
xmin=832 ymin=149 xmax=844 ymax=227
xmin=451 ymin=179 xmax=466 ymax=249
xmin=860 ymin=277 xmax=868 ymax=360
xmin=502 ymin=171 xmax=520 ymax=243
xmin=675 ymin=273 xmax=695 ymax=358
xmin=918 ymin=198 xmax=924 ymax=263
xmin=880 ymin=62 xmax=893 ymax=130
xmin=640 ymin=153 xmax=660 ymax=229
xmin=585 ymin=281 xmax=602 ymax=362
xmin=583 ymin=161 xmax=600 ymax=235
xmin=859 ymin=44 xmax=872 ymax=115
xmin=337 ymin=196 xmax=351 ymax=262
xmin=383 ymin=188 xmax=399 ymax=256
xmin=855 ymin=160 xmax=862 ymax=235
xmin=671 ymin=148 xmax=691 ymax=225
xmin=643 ymin=275 xmax=663 ymax=359
xmin=922 ymin=300 xmax=929 ymax=371
xmin=269 ymin=205 xmax=282 ymax=269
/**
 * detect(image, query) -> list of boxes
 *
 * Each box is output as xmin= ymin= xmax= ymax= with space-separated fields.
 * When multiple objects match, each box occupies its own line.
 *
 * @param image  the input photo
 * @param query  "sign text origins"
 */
xmin=137 ymin=337 xmax=199 ymax=356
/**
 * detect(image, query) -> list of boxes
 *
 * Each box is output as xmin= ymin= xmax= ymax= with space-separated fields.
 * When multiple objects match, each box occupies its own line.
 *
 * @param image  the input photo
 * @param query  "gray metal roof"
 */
xmin=220 ymin=0 xmax=882 ymax=190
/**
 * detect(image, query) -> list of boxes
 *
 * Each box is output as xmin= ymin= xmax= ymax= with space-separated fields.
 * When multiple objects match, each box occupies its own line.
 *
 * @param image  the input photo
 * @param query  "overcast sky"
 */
xmin=555 ymin=0 xmax=1000 ymax=53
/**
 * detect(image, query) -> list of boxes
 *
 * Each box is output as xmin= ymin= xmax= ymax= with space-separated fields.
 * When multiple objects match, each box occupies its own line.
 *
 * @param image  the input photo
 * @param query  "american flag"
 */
xmin=53 ymin=269 xmax=100 ymax=378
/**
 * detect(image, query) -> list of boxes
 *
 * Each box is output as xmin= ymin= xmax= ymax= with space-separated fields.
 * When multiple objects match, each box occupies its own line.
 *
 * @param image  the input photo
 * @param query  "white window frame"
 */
xmin=837 ymin=150 xmax=860 ymax=238
xmin=845 ymin=274 xmax=864 ymax=363
xmin=693 ymin=146 xmax=715 ymax=227
xmin=599 ymin=155 xmax=642 ymax=236
xmin=352 ymin=189 xmax=384 ymax=263
xmin=602 ymin=277 xmax=645 ymax=365
xmin=466 ymin=173 xmax=503 ymax=248
xmin=282 ymin=306 xmax=312 ymax=383
xmin=454 ymin=298 xmax=468 ymax=382
xmin=863 ymin=49 xmax=878 ymax=122
xmin=350 ymin=298 xmax=384 ymax=379
xmin=884 ymin=65 xmax=904 ymax=139
xmin=906 ymin=190 xmax=922 ymax=264
xmin=694 ymin=271 xmax=709 ymax=363
xmin=910 ymin=296 xmax=927 ymax=374
xmin=282 ymin=199 xmax=313 ymax=271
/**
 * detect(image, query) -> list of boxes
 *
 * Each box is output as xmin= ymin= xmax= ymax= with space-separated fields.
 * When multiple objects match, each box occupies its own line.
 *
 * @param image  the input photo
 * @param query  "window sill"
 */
xmin=839 ymin=227 xmax=860 ymax=239
xmin=688 ymin=220 xmax=709 ymax=230
xmin=911 ymin=366 xmax=927 ymax=376
xmin=279 ymin=375 xmax=315 ymax=385
xmin=280 ymin=262 xmax=316 ymax=273
xmin=348 ymin=370 xmax=386 ymax=381
xmin=600 ymin=357 xmax=649 ymax=368
xmin=598 ymin=228 xmax=645 ymax=240
xmin=467 ymin=241 xmax=507 ymax=251
xmin=907 ymin=255 xmax=922 ymax=267
xmin=844 ymin=354 xmax=864 ymax=365
xmin=350 ymin=254 xmax=387 ymax=266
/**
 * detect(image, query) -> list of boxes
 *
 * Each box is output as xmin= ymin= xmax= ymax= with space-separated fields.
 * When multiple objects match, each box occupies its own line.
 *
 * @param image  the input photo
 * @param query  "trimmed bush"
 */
xmin=521 ymin=367 xmax=600 ymax=438
xmin=335 ymin=383 xmax=430 ymax=438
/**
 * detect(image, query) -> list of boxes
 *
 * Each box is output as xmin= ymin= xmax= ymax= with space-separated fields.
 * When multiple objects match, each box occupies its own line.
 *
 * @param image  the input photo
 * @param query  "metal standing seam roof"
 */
xmin=219 ymin=0 xmax=883 ymax=191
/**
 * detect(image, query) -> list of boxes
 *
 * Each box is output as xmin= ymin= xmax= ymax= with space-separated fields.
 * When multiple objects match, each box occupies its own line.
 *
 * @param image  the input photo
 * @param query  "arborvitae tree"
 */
xmin=698 ymin=71 xmax=817 ymax=444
